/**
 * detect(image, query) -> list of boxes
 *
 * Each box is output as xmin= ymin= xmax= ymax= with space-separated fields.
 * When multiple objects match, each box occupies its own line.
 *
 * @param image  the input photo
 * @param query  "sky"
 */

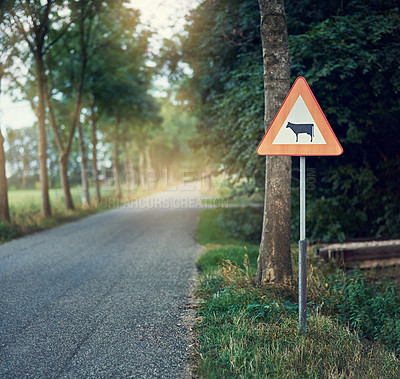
xmin=132 ymin=0 xmax=199 ymax=43
xmin=0 ymin=0 xmax=200 ymax=130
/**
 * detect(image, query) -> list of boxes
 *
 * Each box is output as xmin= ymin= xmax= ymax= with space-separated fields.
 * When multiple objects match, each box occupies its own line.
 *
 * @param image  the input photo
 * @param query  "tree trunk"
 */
xmin=145 ymin=146 xmax=155 ymax=189
xmin=0 ymin=72 xmax=10 ymax=223
xmin=113 ymin=118 xmax=122 ymax=199
xmin=256 ymin=0 xmax=292 ymax=285
xmin=77 ymin=119 xmax=90 ymax=207
xmin=46 ymin=96 xmax=75 ymax=210
xmin=91 ymin=108 xmax=101 ymax=202
xmin=59 ymin=154 xmax=74 ymax=210
xmin=0 ymin=129 xmax=10 ymax=223
xmin=35 ymin=53 xmax=52 ymax=217
xmin=123 ymin=142 xmax=135 ymax=193
xmin=138 ymin=151 xmax=145 ymax=189
xmin=21 ymin=156 xmax=27 ymax=189
xmin=145 ymin=145 xmax=153 ymax=171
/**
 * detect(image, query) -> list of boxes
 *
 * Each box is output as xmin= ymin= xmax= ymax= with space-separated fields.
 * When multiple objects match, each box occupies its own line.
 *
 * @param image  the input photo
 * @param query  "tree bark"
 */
xmin=35 ymin=52 xmax=52 ymax=217
xmin=0 ymin=72 xmax=10 ymax=223
xmin=138 ymin=151 xmax=145 ymax=189
xmin=113 ymin=117 xmax=122 ymax=199
xmin=256 ymin=0 xmax=293 ymax=285
xmin=77 ymin=119 xmax=90 ymax=207
xmin=145 ymin=146 xmax=153 ymax=171
xmin=59 ymin=154 xmax=74 ymax=210
xmin=0 ymin=129 xmax=10 ymax=223
xmin=123 ymin=142 xmax=134 ymax=192
xmin=145 ymin=146 xmax=155 ymax=190
xmin=21 ymin=155 xmax=27 ymax=189
xmin=46 ymin=90 xmax=75 ymax=211
xmin=91 ymin=104 xmax=101 ymax=202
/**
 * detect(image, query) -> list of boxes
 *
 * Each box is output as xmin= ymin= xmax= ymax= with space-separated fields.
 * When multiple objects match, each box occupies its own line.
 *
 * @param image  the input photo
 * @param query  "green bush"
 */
xmin=0 ymin=222 xmax=20 ymax=242
xmin=215 ymin=207 xmax=262 ymax=245
xmin=322 ymin=270 xmax=400 ymax=353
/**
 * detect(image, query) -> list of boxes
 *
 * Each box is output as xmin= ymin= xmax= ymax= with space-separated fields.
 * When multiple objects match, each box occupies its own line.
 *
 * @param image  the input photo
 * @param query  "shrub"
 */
xmin=215 ymin=207 xmax=262 ymax=245
xmin=0 ymin=222 xmax=20 ymax=242
xmin=322 ymin=270 xmax=400 ymax=353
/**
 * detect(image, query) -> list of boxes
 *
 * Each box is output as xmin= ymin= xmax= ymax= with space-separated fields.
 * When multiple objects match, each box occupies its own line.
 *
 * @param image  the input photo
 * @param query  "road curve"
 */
xmin=0 ymin=183 xmax=204 ymax=378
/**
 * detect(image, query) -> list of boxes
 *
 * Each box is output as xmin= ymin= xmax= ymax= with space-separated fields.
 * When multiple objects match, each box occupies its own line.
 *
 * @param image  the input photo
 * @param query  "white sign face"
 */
xmin=272 ymin=96 xmax=327 ymax=145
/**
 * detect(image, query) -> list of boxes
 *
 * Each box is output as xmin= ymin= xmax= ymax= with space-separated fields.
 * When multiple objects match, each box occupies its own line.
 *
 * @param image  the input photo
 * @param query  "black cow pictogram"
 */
xmin=286 ymin=122 xmax=314 ymax=142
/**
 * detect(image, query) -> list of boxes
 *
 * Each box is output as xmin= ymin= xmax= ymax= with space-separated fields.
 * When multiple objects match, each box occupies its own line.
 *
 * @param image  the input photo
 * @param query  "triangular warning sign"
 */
xmin=257 ymin=77 xmax=343 ymax=156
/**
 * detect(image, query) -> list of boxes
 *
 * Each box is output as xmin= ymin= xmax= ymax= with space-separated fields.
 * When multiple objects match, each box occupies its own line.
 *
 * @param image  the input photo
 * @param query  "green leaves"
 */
xmin=289 ymin=0 xmax=400 ymax=240
xmin=180 ymin=0 xmax=264 ymax=184
xmin=322 ymin=270 xmax=400 ymax=352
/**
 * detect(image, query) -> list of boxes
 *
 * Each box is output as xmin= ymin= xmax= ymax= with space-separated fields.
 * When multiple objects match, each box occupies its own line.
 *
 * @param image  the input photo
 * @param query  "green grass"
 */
xmin=195 ymin=282 xmax=400 ymax=378
xmin=196 ymin=246 xmax=259 ymax=274
xmin=194 ymin=208 xmax=400 ymax=378
xmin=8 ymin=187 xmax=115 ymax=209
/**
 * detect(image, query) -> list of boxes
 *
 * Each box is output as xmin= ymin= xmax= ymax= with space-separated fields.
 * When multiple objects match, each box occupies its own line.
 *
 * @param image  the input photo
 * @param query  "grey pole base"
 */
xmin=299 ymin=239 xmax=307 ymax=333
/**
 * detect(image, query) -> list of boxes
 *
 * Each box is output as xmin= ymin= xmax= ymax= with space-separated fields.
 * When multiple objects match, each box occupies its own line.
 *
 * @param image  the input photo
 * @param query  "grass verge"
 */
xmin=194 ymin=208 xmax=400 ymax=378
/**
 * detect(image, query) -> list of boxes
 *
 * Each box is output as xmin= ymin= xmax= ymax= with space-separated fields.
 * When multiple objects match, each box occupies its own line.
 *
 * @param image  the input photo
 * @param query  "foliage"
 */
xmin=197 ymin=208 xmax=244 ymax=246
xmin=180 ymin=0 xmax=265 ymax=185
xmin=181 ymin=0 xmax=400 ymax=241
xmin=195 ymin=210 xmax=400 ymax=377
xmin=195 ymin=281 xmax=400 ymax=379
xmin=0 ymin=222 xmax=19 ymax=242
xmin=322 ymin=270 xmax=400 ymax=353
xmin=150 ymin=99 xmax=203 ymax=171
xmin=288 ymin=0 xmax=400 ymax=240
xmin=215 ymin=206 xmax=263 ymax=245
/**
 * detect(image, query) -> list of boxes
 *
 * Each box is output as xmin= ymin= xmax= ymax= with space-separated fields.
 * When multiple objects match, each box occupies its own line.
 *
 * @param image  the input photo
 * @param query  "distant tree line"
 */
xmin=0 ymin=0 xmax=200 ymax=222
xmin=173 ymin=0 xmax=400 ymax=241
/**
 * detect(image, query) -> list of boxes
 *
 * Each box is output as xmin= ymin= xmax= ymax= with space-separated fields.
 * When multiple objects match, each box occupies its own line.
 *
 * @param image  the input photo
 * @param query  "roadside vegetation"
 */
xmin=194 ymin=207 xmax=400 ymax=378
xmin=0 ymin=186 xmax=156 ymax=243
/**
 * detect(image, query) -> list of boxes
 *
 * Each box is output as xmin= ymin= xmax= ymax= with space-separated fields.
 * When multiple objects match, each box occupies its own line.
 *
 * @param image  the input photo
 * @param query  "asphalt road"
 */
xmin=0 ymin=183 xmax=204 ymax=378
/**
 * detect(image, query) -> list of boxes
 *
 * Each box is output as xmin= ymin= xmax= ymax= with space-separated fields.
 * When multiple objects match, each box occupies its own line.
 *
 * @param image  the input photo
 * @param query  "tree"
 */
xmin=71 ymin=0 xmax=98 ymax=207
xmin=90 ymin=6 xmax=154 ymax=199
xmin=255 ymin=0 xmax=292 ymax=285
xmin=0 ymin=0 xmax=57 ymax=216
xmin=0 ymin=0 xmax=82 ymax=215
xmin=73 ymin=1 xmax=135 ymax=203
xmin=88 ymin=102 xmax=101 ymax=202
xmin=44 ymin=0 xmax=99 ymax=210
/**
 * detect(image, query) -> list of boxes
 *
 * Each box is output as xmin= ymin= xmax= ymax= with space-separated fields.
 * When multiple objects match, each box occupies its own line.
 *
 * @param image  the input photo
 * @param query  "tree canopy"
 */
xmin=178 ymin=0 xmax=400 ymax=241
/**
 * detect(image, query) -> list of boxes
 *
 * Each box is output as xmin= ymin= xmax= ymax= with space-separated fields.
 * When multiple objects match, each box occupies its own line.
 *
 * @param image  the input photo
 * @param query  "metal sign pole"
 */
xmin=299 ymin=156 xmax=307 ymax=332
